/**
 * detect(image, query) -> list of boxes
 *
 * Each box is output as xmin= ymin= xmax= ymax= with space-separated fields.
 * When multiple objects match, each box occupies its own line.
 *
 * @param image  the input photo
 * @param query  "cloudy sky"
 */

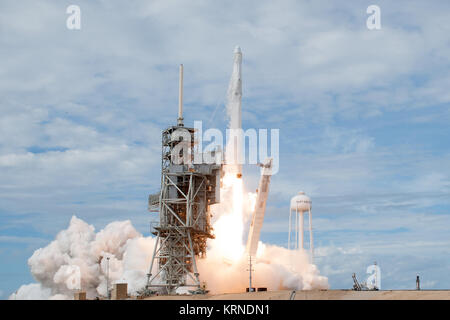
xmin=1 ymin=0 xmax=449 ymax=297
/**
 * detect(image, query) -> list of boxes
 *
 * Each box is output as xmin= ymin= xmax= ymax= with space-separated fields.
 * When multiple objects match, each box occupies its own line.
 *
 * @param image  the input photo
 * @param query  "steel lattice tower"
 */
xmin=145 ymin=65 xmax=222 ymax=294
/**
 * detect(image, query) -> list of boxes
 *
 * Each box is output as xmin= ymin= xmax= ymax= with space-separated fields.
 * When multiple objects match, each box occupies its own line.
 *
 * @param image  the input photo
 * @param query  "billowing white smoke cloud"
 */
xmin=10 ymin=216 xmax=156 ymax=300
xmin=10 ymin=283 xmax=52 ymax=300
xmin=10 ymin=185 xmax=327 ymax=300
xmin=198 ymin=243 xmax=328 ymax=293
xmin=197 ymin=168 xmax=328 ymax=294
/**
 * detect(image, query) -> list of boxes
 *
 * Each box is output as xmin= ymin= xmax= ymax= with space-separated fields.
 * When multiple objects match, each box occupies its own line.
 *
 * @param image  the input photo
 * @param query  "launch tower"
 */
xmin=145 ymin=65 xmax=223 ymax=294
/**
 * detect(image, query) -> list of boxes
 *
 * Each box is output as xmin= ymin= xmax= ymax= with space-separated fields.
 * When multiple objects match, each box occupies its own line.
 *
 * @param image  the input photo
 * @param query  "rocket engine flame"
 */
xmin=210 ymin=172 xmax=245 ymax=262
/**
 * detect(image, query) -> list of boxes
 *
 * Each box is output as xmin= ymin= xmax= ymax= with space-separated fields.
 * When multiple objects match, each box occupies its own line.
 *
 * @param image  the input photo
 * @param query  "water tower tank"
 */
xmin=290 ymin=191 xmax=311 ymax=212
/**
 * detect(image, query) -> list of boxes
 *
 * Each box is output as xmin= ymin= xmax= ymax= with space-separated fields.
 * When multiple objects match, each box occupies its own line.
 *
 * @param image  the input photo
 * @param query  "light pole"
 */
xmin=247 ymin=256 xmax=254 ymax=292
xmin=106 ymin=257 xmax=110 ymax=300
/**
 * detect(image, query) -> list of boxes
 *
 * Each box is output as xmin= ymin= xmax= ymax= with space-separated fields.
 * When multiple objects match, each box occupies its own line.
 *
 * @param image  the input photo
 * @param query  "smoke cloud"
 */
xmin=10 ymin=170 xmax=327 ymax=300
xmin=10 ymin=216 xmax=156 ymax=300
xmin=197 ymin=168 xmax=328 ymax=294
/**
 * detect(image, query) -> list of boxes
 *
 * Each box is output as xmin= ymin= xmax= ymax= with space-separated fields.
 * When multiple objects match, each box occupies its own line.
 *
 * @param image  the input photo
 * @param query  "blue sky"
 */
xmin=1 ymin=0 xmax=450 ymax=298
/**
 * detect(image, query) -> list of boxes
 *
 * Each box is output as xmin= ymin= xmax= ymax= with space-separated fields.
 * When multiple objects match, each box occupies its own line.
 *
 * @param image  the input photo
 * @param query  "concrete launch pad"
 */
xmin=144 ymin=289 xmax=450 ymax=300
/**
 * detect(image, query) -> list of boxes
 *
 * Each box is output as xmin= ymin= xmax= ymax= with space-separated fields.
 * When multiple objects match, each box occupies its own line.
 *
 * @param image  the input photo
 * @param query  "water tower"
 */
xmin=288 ymin=191 xmax=314 ymax=263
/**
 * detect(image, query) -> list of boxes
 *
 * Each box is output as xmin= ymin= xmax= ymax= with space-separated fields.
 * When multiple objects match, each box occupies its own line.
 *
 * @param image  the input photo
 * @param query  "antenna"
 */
xmin=177 ymin=64 xmax=184 ymax=126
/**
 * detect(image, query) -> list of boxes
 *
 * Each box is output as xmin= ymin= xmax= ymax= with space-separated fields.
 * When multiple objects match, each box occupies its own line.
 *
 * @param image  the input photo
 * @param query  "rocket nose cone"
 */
xmin=234 ymin=46 xmax=242 ymax=54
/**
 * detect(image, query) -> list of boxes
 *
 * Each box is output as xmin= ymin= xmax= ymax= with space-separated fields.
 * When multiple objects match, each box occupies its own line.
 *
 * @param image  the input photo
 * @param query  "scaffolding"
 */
xmin=145 ymin=123 xmax=222 ymax=294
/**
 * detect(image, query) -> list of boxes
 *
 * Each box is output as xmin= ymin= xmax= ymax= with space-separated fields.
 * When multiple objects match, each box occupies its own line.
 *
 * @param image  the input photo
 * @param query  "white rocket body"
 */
xmin=226 ymin=46 xmax=243 ymax=178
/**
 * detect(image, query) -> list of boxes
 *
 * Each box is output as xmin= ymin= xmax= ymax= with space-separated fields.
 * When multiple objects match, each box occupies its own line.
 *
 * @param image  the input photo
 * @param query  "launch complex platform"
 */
xmin=143 ymin=289 xmax=450 ymax=300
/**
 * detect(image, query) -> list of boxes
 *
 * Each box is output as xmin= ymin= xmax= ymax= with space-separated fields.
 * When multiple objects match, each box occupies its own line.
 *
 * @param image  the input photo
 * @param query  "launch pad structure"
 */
xmin=145 ymin=65 xmax=223 ymax=294
xmin=145 ymin=48 xmax=247 ymax=295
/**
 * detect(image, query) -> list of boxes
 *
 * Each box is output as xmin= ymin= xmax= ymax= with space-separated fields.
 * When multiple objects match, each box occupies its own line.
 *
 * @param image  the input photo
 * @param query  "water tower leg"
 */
xmin=295 ymin=208 xmax=298 ymax=249
xmin=288 ymin=209 xmax=292 ymax=250
xmin=300 ymin=212 xmax=304 ymax=251
xmin=308 ymin=208 xmax=314 ymax=264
